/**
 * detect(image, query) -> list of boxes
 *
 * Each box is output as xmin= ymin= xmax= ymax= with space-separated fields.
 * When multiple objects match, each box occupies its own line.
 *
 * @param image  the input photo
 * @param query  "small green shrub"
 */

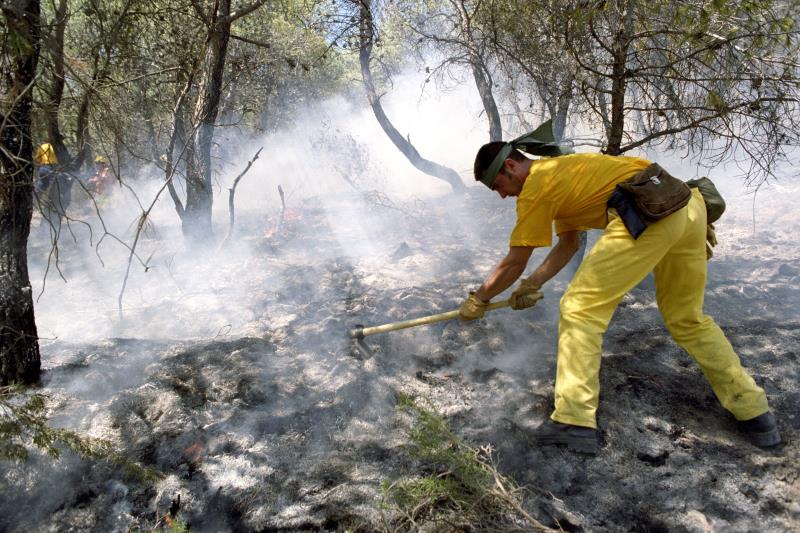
xmin=0 ymin=385 xmax=162 ymax=481
xmin=131 ymin=517 xmax=189 ymax=533
xmin=381 ymin=393 xmax=552 ymax=531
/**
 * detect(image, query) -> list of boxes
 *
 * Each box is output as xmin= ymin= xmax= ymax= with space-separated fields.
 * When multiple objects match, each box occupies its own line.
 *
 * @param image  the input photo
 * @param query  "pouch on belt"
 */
xmin=607 ymin=163 xmax=692 ymax=239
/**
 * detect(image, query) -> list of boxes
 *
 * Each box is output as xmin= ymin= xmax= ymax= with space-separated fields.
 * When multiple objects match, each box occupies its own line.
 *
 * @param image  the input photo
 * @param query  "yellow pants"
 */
xmin=552 ymin=189 xmax=770 ymax=428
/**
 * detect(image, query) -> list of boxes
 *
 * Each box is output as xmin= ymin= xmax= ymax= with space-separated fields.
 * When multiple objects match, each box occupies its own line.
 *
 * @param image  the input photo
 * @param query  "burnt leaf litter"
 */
xmin=2 ymin=184 xmax=799 ymax=531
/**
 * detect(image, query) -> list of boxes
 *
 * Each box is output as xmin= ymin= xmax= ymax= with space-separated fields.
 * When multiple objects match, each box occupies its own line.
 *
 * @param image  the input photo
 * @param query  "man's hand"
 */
xmin=459 ymin=292 xmax=489 ymax=321
xmin=510 ymin=278 xmax=543 ymax=310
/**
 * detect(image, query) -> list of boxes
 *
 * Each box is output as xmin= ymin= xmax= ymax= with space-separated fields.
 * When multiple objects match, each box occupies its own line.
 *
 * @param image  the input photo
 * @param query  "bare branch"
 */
xmin=227 ymin=0 xmax=269 ymax=23
xmin=219 ymin=146 xmax=262 ymax=248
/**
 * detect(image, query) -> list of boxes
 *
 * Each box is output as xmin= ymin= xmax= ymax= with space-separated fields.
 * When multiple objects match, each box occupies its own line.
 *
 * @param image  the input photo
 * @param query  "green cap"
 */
xmin=479 ymin=119 xmax=573 ymax=189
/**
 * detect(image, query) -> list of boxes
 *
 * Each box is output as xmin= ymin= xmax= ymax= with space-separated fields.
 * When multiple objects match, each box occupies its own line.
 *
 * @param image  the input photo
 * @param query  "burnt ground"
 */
xmin=1 ymin=181 xmax=799 ymax=532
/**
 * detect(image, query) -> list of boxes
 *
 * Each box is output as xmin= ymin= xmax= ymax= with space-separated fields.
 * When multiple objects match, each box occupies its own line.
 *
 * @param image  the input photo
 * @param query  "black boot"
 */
xmin=530 ymin=419 xmax=599 ymax=455
xmin=738 ymin=411 xmax=781 ymax=448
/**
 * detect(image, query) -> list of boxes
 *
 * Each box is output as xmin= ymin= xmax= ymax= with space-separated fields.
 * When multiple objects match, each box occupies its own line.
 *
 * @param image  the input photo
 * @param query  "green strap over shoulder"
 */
xmin=480 ymin=119 xmax=574 ymax=189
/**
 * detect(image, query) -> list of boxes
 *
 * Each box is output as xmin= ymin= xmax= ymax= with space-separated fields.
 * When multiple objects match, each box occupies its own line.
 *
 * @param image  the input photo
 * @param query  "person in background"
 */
xmin=34 ymin=142 xmax=58 ymax=196
xmin=88 ymin=155 xmax=115 ymax=195
xmin=33 ymin=142 xmax=74 ymax=233
xmin=460 ymin=124 xmax=780 ymax=455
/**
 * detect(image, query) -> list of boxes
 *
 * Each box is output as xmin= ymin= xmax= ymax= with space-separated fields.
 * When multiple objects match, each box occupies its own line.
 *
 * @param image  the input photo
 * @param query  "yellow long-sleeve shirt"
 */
xmin=510 ymin=153 xmax=652 ymax=247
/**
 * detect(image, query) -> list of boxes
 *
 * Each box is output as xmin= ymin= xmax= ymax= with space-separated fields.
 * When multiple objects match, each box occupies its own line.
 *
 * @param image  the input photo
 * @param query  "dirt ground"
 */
xmin=1 ymin=178 xmax=798 ymax=532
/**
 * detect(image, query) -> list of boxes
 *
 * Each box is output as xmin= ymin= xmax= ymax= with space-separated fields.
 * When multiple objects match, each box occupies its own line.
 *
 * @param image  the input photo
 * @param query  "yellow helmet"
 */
xmin=94 ymin=155 xmax=109 ymax=164
xmin=35 ymin=143 xmax=58 ymax=165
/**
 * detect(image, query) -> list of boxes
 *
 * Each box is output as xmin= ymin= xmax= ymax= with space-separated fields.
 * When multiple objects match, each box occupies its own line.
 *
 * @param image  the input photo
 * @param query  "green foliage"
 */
xmin=382 ymin=393 xmax=549 ymax=531
xmin=226 ymin=0 xmax=358 ymax=132
xmin=550 ymin=0 xmax=800 ymax=176
xmin=166 ymin=520 xmax=189 ymax=533
xmin=706 ymin=91 xmax=727 ymax=113
xmin=132 ymin=517 xmax=189 ymax=533
xmin=0 ymin=386 xmax=162 ymax=482
xmin=394 ymin=393 xmax=490 ymax=501
xmin=22 ymin=0 xmax=800 ymax=201
xmin=32 ymin=0 xmax=359 ymax=172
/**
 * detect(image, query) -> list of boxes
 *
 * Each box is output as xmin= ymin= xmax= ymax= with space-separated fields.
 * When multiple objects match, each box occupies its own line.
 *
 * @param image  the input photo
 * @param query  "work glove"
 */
xmin=459 ymin=292 xmax=489 ymax=321
xmin=706 ymin=223 xmax=717 ymax=260
xmin=510 ymin=278 xmax=544 ymax=310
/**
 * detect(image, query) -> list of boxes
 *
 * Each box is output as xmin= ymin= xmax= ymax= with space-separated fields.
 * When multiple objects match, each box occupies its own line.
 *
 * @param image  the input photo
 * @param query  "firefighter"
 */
xmin=88 ymin=155 xmax=114 ymax=194
xmin=461 ymin=127 xmax=780 ymax=455
xmin=34 ymin=142 xmax=58 ymax=196
xmin=33 ymin=142 xmax=74 ymax=232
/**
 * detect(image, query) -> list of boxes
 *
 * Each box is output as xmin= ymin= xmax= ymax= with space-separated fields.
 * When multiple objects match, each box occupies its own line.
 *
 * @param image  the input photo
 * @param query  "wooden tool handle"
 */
xmin=351 ymin=298 xmax=511 ymax=338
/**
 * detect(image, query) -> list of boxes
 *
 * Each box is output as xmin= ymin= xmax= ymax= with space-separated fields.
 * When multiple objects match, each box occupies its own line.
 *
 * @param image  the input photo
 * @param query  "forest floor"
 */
xmin=1 ymin=176 xmax=799 ymax=532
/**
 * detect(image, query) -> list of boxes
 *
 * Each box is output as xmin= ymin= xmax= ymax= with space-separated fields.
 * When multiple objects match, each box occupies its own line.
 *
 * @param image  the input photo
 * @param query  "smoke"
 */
xmin=13 ymin=70 xmax=494 ymax=523
xmin=9 ymin=65 xmax=800 ymax=530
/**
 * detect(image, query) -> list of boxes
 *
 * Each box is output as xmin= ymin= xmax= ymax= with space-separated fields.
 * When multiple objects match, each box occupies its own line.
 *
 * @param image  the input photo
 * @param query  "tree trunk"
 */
xmin=42 ymin=0 xmax=130 ymax=173
xmin=538 ymin=77 xmax=573 ymax=142
xmin=358 ymin=0 xmax=464 ymax=192
xmin=184 ymin=0 xmax=232 ymax=243
xmin=0 ymin=1 xmax=42 ymax=385
xmin=470 ymin=63 xmax=502 ymax=142
xmin=606 ymin=47 xmax=627 ymax=155
xmin=604 ymin=3 xmax=634 ymax=156
xmin=43 ymin=0 xmax=68 ymax=164
xmin=40 ymin=0 xmax=85 ymax=172
xmin=453 ymin=0 xmax=502 ymax=141
xmin=552 ymin=79 xmax=574 ymax=142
